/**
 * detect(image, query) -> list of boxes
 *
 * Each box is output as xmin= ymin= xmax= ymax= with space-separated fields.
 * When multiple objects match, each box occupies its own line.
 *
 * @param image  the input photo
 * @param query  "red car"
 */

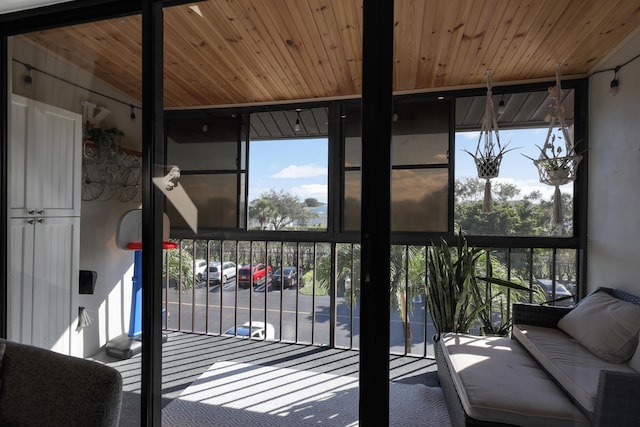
xmin=237 ymin=263 xmax=272 ymax=288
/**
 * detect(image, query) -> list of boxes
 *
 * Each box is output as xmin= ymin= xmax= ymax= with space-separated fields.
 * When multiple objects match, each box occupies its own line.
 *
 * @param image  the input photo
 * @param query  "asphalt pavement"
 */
xmin=162 ymin=277 xmax=436 ymax=356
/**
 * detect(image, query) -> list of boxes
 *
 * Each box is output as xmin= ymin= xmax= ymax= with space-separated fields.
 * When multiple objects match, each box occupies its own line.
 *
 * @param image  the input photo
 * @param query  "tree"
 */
xmin=455 ymin=178 xmax=486 ymax=203
xmin=495 ymin=182 xmax=520 ymax=202
xmin=248 ymin=198 xmax=276 ymax=230
xmin=304 ymin=197 xmax=322 ymax=207
xmin=248 ymin=190 xmax=310 ymax=230
xmin=390 ymin=245 xmax=425 ymax=348
xmin=163 ymin=247 xmax=195 ymax=291
xmin=454 ymin=177 xmax=574 ymax=237
xmin=314 ymin=243 xmax=424 ymax=349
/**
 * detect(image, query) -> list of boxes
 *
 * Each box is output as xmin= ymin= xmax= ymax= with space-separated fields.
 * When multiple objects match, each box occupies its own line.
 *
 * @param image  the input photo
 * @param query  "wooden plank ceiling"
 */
xmin=19 ymin=0 xmax=640 ymax=110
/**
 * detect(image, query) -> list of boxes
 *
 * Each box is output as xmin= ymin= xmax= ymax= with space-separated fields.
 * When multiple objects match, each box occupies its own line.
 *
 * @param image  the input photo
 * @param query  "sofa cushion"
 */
xmin=557 ymin=290 xmax=640 ymax=363
xmin=0 ymin=339 xmax=123 ymax=427
xmin=513 ymin=324 xmax=637 ymax=414
xmin=439 ymin=333 xmax=589 ymax=427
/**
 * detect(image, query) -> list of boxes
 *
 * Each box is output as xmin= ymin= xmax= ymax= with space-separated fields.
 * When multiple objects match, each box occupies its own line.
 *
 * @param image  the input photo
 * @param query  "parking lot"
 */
xmin=162 ymin=277 xmax=436 ymax=356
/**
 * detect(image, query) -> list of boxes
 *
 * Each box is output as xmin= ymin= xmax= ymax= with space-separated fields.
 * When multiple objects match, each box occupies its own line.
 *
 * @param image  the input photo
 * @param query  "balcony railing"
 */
xmin=161 ymin=239 xmax=578 ymax=358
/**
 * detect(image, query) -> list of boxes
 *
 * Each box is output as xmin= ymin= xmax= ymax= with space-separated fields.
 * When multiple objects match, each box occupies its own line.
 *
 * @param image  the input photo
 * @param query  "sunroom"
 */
xmin=1 ymin=1 xmax=640 ymax=426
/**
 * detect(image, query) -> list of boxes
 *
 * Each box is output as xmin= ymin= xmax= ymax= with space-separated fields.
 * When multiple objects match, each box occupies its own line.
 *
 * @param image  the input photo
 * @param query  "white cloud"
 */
xmin=493 ymin=176 xmax=573 ymax=200
xmin=459 ymin=131 xmax=480 ymax=140
xmin=291 ymin=184 xmax=328 ymax=203
xmin=272 ymin=164 xmax=327 ymax=179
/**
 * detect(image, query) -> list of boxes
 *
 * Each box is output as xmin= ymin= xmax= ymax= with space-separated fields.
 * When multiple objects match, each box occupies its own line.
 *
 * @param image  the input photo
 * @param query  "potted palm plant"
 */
xmin=426 ymin=231 xmax=535 ymax=339
xmin=426 ymin=233 xmax=481 ymax=338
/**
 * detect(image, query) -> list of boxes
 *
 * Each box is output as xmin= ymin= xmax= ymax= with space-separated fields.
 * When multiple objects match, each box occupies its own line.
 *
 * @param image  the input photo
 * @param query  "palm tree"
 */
xmin=389 ymin=245 xmax=424 ymax=349
xmin=315 ymin=244 xmax=425 ymax=350
xmin=248 ymin=198 xmax=275 ymax=230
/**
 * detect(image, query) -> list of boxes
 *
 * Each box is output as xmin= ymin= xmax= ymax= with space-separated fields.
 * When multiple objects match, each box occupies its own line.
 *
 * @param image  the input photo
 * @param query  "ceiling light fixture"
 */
xmin=24 ymin=64 xmax=32 ymax=84
xmin=202 ymin=123 xmax=208 ymax=132
xmin=609 ymin=66 xmax=620 ymax=96
xmin=129 ymin=105 xmax=136 ymax=121
xmin=497 ymin=95 xmax=505 ymax=115
xmin=294 ymin=110 xmax=302 ymax=132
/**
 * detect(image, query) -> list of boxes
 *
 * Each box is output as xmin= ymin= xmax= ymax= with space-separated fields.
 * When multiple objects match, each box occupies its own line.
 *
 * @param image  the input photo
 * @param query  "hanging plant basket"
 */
xmin=475 ymin=155 xmax=501 ymax=180
xmin=534 ymin=155 xmax=581 ymax=187
xmin=465 ymin=69 xmax=514 ymax=213
xmin=525 ymin=64 xmax=583 ymax=226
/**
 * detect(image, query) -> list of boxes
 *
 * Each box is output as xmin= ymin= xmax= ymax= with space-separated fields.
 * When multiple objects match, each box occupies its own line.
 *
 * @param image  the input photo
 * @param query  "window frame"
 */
xmin=166 ymin=79 xmax=587 ymax=264
xmin=447 ymin=79 xmax=588 ymax=251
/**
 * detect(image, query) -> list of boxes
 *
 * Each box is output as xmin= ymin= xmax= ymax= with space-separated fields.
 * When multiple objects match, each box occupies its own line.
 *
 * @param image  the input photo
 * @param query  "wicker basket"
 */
xmin=474 ymin=156 xmax=501 ymax=180
xmin=533 ymin=154 xmax=582 ymax=187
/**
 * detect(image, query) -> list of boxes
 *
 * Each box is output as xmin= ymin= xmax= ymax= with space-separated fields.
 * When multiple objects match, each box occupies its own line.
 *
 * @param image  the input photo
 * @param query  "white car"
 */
xmin=202 ymin=261 xmax=236 ymax=286
xmin=223 ymin=321 xmax=275 ymax=339
xmin=193 ymin=259 xmax=208 ymax=281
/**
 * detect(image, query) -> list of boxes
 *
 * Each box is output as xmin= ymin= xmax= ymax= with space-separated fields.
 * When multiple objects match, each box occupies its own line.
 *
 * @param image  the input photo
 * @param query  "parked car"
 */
xmin=223 ymin=321 xmax=275 ymax=339
xmin=237 ymin=263 xmax=272 ymax=288
xmin=272 ymin=266 xmax=297 ymax=289
xmin=565 ymin=282 xmax=577 ymax=297
xmin=534 ymin=279 xmax=574 ymax=307
xmin=194 ymin=259 xmax=207 ymax=281
xmin=202 ymin=261 xmax=236 ymax=286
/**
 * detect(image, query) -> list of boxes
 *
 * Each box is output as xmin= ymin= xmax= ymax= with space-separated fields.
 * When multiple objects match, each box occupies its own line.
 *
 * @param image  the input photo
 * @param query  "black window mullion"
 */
xmin=140 ymin=1 xmax=164 ymax=426
xmin=0 ymin=35 xmax=7 ymax=339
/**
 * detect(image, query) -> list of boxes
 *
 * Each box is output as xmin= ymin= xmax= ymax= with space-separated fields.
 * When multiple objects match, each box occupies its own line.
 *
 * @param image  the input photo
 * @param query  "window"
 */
xmin=343 ymin=98 xmax=450 ymax=232
xmin=454 ymin=89 xmax=579 ymax=237
xmin=248 ymin=107 xmax=329 ymax=231
xmin=165 ymin=114 xmax=240 ymax=230
xmin=163 ymin=88 xmax=582 ymax=239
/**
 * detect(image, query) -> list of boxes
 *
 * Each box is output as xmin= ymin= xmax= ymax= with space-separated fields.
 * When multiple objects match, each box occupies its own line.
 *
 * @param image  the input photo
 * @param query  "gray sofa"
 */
xmin=436 ymin=287 xmax=640 ymax=427
xmin=0 ymin=339 xmax=123 ymax=427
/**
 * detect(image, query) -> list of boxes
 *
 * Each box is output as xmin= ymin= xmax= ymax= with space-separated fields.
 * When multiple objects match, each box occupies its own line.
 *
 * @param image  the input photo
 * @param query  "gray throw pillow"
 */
xmin=558 ymin=290 xmax=640 ymax=363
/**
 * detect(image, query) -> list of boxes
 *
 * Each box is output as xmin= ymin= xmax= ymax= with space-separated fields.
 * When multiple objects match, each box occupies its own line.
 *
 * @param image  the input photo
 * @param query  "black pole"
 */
xmin=359 ymin=0 xmax=394 ymax=425
xmin=141 ymin=1 xmax=164 ymax=426
xmin=0 ymin=34 xmax=8 ymax=339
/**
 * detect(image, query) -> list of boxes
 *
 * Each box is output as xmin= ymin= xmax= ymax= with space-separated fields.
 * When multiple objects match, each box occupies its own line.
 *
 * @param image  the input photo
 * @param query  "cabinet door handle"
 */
xmin=28 ymin=210 xmax=35 ymax=215
xmin=37 ymin=210 xmax=44 ymax=215
xmin=27 ymin=219 xmax=35 ymax=224
xmin=37 ymin=218 xmax=44 ymax=223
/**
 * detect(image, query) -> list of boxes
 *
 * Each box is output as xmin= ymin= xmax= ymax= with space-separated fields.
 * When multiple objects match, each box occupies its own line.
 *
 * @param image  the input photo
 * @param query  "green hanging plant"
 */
xmin=86 ymin=125 xmax=125 ymax=152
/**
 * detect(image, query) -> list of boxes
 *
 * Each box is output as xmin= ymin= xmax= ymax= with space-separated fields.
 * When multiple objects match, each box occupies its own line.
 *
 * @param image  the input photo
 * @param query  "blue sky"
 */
xmin=249 ymin=138 xmax=329 ymax=203
xmin=248 ymin=128 xmax=575 ymax=204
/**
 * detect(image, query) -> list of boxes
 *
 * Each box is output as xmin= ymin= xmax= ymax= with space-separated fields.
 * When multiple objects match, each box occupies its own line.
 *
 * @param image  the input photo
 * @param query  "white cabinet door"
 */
xmin=9 ymin=216 xmax=80 ymax=356
xmin=10 ymin=94 xmax=82 ymax=218
xmin=8 ymin=216 xmax=35 ymax=345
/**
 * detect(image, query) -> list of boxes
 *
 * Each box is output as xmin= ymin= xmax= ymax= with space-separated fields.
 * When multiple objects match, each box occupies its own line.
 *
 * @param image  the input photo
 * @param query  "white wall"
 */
xmin=588 ymin=30 xmax=640 ymax=295
xmin=10 ymin=35 xmax=143 ymax=357
xmin=78 ymin=202 xmax=140 ymax=355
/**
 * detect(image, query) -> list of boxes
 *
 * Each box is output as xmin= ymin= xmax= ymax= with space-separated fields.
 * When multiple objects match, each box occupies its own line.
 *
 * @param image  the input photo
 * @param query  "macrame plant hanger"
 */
xmin=530 ymin=64 xmax=582 ymax=226
xmin=467 ymin=69 xmax=510 ymax=213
